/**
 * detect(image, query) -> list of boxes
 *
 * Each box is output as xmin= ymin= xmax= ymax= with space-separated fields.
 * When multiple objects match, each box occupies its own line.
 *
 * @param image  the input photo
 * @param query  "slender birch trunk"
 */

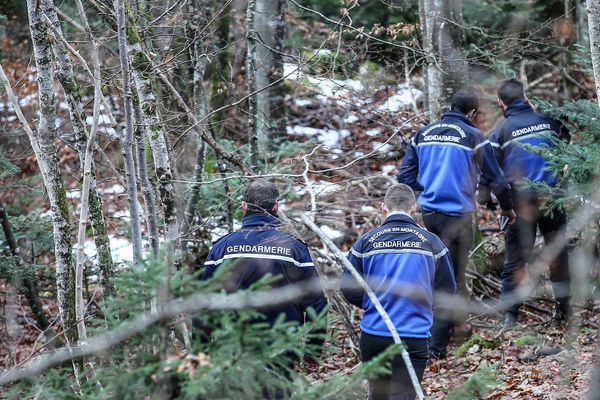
xmin=134 ymin=100 xmax=160 ymax=256
xmin=125 ymin=9 xmax=178 ymax=243
xmin=246 ymin=0 xmax=259 ymax=172
xmin=115 ymin=0 xmax=144 ymax=261
xmin=43 ymin=0 xmax=115 ymax=298
xmin=419 ymin=0 xmax=467 ymax=119
xmin=578 ymin=0 xmax=590 ymax=49
xmin=587 ymin=0 xmax=600 ymax=108
xmin=269 ymin=0 xmax=287 ymax=143
xmin=181 ymin=0 xmax=210 ymax=247
xmin=25 ymin=0 xmax=78 ymax=346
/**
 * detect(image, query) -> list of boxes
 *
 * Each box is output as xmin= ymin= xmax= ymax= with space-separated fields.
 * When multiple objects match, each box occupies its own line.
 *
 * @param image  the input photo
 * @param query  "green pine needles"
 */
xmin=6 ymin=257 xmax=397 ymax=399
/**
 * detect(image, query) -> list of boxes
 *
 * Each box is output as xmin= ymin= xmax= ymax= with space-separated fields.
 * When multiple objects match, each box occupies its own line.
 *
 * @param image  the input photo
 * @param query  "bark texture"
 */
xmin=246 ymin=0 xmax=259 ymax=172
xmin=44 ymin=0 xmax=115 ymax=298
xmin=126 ymin=9 xmax=178 ymax=242
xmin=26 ymin=0 xmax=78 ymax=345
xmin=115 ymin=0 xmax=144 ymax=260
xmin=419 ymin=0 xmax=467 ymax=119
xmin=588 ymin=0 xmax=600 ymax=108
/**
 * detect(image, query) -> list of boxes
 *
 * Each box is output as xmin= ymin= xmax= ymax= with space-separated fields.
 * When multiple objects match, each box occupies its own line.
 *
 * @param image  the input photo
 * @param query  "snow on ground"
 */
xmin=98 ymin=184 xmax=126 ymax=195
xmin=319 ymin=225 xmax=344 ymax=240
xmin=376 ymin=83 xmax=423 ymax=113
xmin=298 ymin=181 xmax=341 ymax=197
xmin=83 ymin=235 xmax=135 ymax=265
xmin=287 ymin=126 xmax=350 ymax=147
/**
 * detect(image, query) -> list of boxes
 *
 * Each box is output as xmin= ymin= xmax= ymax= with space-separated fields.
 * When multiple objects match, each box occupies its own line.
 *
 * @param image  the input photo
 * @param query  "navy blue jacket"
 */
xmin=490 ymin=100 xmax=569 ymax=192
xmin=340 ymin=212 xmax=456 ymax=338
xmin=201 ymin=212 xmax=327 ymax=326
xmin=398 ymin=111 xmax=513 ymax=215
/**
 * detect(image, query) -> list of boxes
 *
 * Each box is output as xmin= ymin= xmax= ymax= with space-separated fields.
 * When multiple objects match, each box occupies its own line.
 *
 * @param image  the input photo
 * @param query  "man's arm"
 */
xmin=433 ymin=245 xmax=457 ymax=296
xmin=397 ymin=140 xmax=424 ymax=192
xmin=477 ymin=141 xmax=513 ymax=212
xmin=340 ymin=242 xmax=366 ymax=308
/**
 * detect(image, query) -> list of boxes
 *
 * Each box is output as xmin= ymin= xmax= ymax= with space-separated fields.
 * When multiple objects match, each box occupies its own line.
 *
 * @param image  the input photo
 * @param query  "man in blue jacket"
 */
xmin=489 ymin=78 xmax=571 ymax=328
xmin=201 ymin=179 xmax=327 ymax=364
xmin=341 ymin=184 xmax=456 ymax=400
xmin=398 ymin=91 xmax=515 ymax=358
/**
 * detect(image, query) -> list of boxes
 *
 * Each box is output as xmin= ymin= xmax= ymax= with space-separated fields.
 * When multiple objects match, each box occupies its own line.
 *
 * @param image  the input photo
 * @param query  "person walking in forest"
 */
xmin=488 ymin=78 xmax=571 ymax=328
xmin=200 ymin=179 xmax=327 ymax=394
xmin=397 ymin=90 xmax=516 ymax=359
xmin=340 ymin=184 xmax=456 ymax=400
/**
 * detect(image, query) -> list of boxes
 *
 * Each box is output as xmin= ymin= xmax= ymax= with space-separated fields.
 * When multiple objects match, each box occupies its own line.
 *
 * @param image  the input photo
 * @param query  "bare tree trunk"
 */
xmin=246 ymin=0 xmax=259 ymax=172
xmin=419 ymin=0 xmax=467 ymax=119
xmin=269 ymin=0 xmax=286 ymax=143
xmin=115 ymin=0 xmax=144 ymax=260
xmin=43 ymin=0 xmax=115 ymax=298
xmin=134 ymin=101 xmax=160 ymax=257
xmin=588 ymin=0 xmax=600 ymax=108
xmin=126 ymin=15 xmax=179 ymax=243
xmin=245 ymin=0 xmax=285 ymax=166
xmin=26 ymin=0 xmax=78 ymax=347
xmin=578 ymin=0 xmax=590 ymax=49
xmin=181 ymin=0 xmax=210 ymax=248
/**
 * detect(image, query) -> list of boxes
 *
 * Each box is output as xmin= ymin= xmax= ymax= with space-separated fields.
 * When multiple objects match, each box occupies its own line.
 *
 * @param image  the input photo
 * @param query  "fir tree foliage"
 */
xmin=7 ymin=256 xmax=398 ymax=399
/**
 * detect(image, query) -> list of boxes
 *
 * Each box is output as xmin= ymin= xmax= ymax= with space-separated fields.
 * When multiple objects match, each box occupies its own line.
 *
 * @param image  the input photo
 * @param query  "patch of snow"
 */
xmin=83 ymin=235 xmax=134 ymax=265
xmin=366 ymin=128 xmax=382 ymax=137
xmin=319 ymin=225 xmax=344 ymax=240
xmin=66 ymin=190 xmax=81 ymax=199
xmin=99 ymin=184 xmax=126 ymax=195
xmin=298 ymin=181 xmax=341 ymax=197
xmin=318 ymin=129 xmax=350 ymax=147
xmin=372 ymin=142 xmax=392 ymax=153
xmin=360 ymin=205 xmax=378 ymax=213
xmin=381 ymin=165 xmax=397 ymax=174
xmin=287 ymin=125 xmax=349 ymax=146
xmin=312 ymin=49 xmax=332 ymax=56
xmin=18 ymin=93 xmax=37 ymax=107
xmin=376 ymin=84 xmax=423 ymax=113
xmin=294 ymin=98 xmax=313 ymax=107
xmin=39 ymin=209 xmax=53 ymax=219
xmin=86 ymin=113 xmax=112 ymax=125
xmin=306 ymin=76 xmax=364 ymax=99
xmin=344 ymin=114 xmax=359 ymax=124
xmin=112 ymin=210 xmax=131 ymax=222
xmin=283 ymin=63 xmax=302 ymax=80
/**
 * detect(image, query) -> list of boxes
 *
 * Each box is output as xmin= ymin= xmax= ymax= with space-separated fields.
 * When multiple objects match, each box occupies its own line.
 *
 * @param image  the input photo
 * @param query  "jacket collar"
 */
xmin=440 ymin=111 xmax=475 ymax=127
xmin=505 ymin=99 xmax=533 ymax=117
xmin=382 ymin=211 xmax=418 ymax=226
xmin=241 ymin=212 xmax=281 ymax=228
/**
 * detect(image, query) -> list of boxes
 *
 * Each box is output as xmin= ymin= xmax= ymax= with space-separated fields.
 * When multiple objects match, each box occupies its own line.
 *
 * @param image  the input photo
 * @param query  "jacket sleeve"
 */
xmin=340 ymin=240 xmax=366 ymax=308
xmin=433 ymin=245 xmax=457 ymax=296
xmin=475 ymin=133 xmax=513 ymax=211
xmin=397 ymin=139 xmax=424 ymax=192
xmin=290 ymin=243 xmax=328 ymax=317
xmin=200 ymin=245 xmax=220 ymax=281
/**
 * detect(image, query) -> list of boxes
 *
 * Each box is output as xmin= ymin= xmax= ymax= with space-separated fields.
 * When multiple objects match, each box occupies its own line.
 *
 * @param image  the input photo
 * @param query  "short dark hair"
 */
xmin=497 ymin=78 xmax=525 ymax=106
xmin=384 ymin=184 xmax=416 ymax=212
xmin=450 ymin=90 xmax=479 ymax=114
xmin=244 ymin=179 xmax=279 ymax=213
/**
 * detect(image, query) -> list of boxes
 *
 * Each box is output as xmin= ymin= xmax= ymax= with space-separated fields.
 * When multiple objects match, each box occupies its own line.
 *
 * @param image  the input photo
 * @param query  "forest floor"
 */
xmin=1 ymin=60 xmax=599 ymax=398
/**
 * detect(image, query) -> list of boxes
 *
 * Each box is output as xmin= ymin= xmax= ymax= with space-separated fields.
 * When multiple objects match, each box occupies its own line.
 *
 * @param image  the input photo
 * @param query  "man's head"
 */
xmin=382 ymin=184 xmax=416 ymax=215
xmin=497 ymin=78 xmax=526 ymax=110
xmin=242 ymin=179 xmax=280 ymax=214
xmin=450 ymin=90 xmax=479 ymax=121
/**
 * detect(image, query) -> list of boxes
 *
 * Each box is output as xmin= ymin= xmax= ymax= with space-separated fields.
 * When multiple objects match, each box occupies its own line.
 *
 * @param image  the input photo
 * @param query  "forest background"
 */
xmin=0 ymin=0 xmax=600 ymax=398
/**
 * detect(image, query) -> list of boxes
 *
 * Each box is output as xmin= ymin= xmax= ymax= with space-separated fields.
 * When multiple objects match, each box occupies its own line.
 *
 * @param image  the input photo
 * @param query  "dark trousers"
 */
xmin=360 ymin=332 xmax=429 ymax=400
xmin=501 ymin=195 xmax=570 ymax=317
xmin=422 ymin=211 xmax=473 ymax=358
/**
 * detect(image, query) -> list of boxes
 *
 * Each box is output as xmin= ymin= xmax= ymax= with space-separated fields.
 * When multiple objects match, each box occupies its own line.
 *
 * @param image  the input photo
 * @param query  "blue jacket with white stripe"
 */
xmin=201 ymin=212 xmax=327 ymax=326
xmin=398 ymin=111 xmax=513 ymax=215
xmin=340 ymin=213 xmax=456 ymax=338
xmin=489 ymin=100 xmax=569 ymax=192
